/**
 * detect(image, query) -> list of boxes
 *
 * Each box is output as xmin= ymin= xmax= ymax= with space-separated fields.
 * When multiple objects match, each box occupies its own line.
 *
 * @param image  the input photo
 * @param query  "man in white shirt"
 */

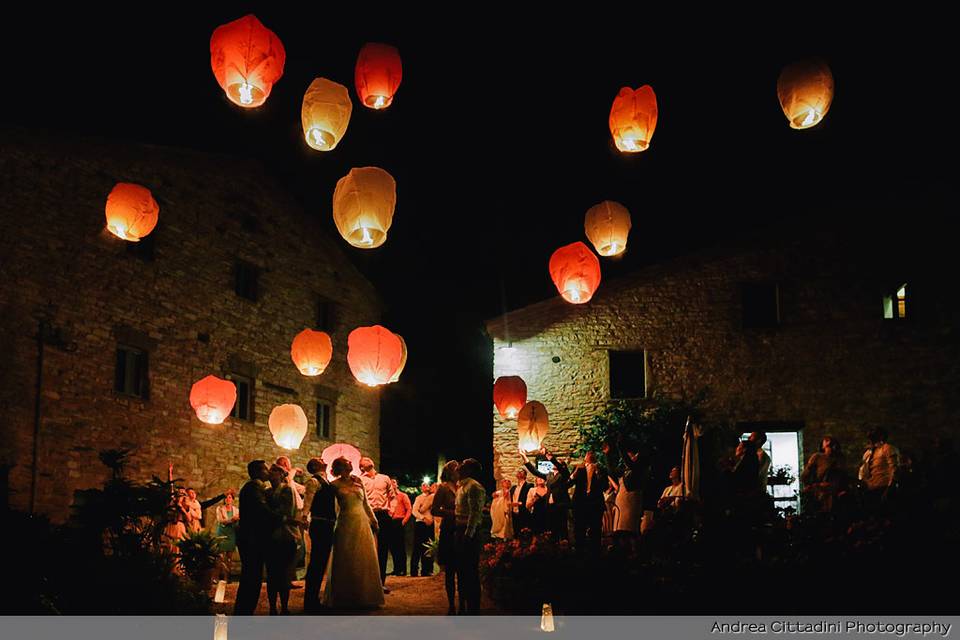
xmin=410 ymin=482 xmax=435 ymax=577
xmin=860 ymin=427 xmax=900 ymax=510
xmin=360 ymin=456 xmax=396 ymax=589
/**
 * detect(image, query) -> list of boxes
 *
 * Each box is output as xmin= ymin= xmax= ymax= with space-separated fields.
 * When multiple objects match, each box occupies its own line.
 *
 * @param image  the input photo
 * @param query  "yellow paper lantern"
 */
xmin=388 ymin=335 xmax=407 ymax=383
xmin=290 ymin=329 xmax=333 ymax=376
xmin=584 ymin=200 xmax=632 ymax=257
xmin=777 ymin=59 xmax=834 ymax=130
xmin=517 ymin=401 xmax=549 ymax=454
xmin=268 ymin=404 xmax=308 ymax=450
xmin=609 ymin=85 xmax=658 ymax=152
xmin=333 ymin=167 xmax=396 ymax=249
xmin=301 ymin=78 xmax=353 ymax=151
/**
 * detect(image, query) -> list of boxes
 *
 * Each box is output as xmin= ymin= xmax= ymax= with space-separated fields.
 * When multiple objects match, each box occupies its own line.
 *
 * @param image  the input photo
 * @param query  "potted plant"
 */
xmin=176 ymin=530 xmax=225 ymax=588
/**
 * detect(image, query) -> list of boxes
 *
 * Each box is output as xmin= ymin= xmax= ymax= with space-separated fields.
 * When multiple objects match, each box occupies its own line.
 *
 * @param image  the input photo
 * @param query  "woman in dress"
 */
xmin=430 ymin=460 xmax=460 ymax=615
xmin=321 ymin=457 xmax=385 ymax=610
xmin=526 ymin=476 xmax=550 ymax=535
xmin=489 ymin=478 xmax=514 ymax=540
xmin=265 ymin=464 xmax=299 ymax=615
xmin=610 ymin=439 xmax=644 ymax=550
xmin=215 ymin=488 xmax=239 ymax=578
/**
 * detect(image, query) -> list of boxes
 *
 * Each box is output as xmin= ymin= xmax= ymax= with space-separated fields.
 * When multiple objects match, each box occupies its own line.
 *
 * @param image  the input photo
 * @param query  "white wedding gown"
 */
xmin=321 ymin=479 xmax=385 ymax=609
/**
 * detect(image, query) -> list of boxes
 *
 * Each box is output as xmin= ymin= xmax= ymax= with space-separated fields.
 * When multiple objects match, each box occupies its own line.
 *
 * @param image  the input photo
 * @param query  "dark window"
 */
xmin=234 ymin=261 xmax=260 ymax=301
xmin=883 ymin=283 xmax=907 ymax=319
xmin=317 ymin=296 xmax=337 ymax=333
xmin=115 ymin=345 xmax=149 ymax=399
xmin=742 ymin=283 xmax=780 ymax=328
xmin=609 ymin=351 xmax=646 ymax=399
xmin=228 ymin=374 xmax=254 ymax=421
xmin=317 ymin=401 xmax=333 ymax=440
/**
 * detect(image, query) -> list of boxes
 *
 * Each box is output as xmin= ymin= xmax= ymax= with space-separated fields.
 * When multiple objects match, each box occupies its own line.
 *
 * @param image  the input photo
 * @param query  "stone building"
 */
xmin=487 ymin=227 xmax=959 ymax=504
xmin=0 ymin=128 xmax=382 ymax=521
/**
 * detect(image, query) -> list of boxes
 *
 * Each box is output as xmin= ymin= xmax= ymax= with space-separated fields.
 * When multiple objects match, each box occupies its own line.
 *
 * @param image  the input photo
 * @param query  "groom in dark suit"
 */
xmin=520 ymin=447 xmax=571 ymax=541
xmin=569 ymin=451 xmax=607 ymax=555
xmin=235 ymin=460 xmax=275 ymax=615
xmin=304 ymin=457 xmax=337 ymax=613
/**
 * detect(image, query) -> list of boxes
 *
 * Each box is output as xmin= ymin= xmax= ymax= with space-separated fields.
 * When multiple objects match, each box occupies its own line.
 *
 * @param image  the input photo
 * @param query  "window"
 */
xmin=317 ymin=296 xmax=337 ymax=333
xmin=609 ymin=350 xmax=647 ymax=399
xmin=228 ymin=374 xmax=254 ymax=421
xmin=742 ymin=283 xmax=780 ymax=328
xmin=883 ymin=283 xmax=907 ymax=319
xmin=316 ymin=401 xmax=333 ymax=440
xmin=234 ymin=261 xmax=260 ymax=301
xmin=115 ymin=345 xmax=149 ymax=399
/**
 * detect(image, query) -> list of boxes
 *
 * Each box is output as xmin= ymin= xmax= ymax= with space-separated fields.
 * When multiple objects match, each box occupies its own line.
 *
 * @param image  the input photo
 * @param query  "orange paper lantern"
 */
xmin=302 ymin=78 xmax=353 ymax=151
xmin=609 ymin=85 xmax=658 ymax=152
xmin=347 ymin=325 xmax=403 ymax=387
xmin=517 ymin=401 xmax=549 ymax=454
xmin=584 ymin=200 xmax=632 ymax=257
xmin=290 ymin=329 xmax=333 ymax=376
xmin=777 ymin=59 xmax=834 ymax=130
xmin=210 ymin=14 xmax=285 ymax=108
xmin=268 ymin=404 xmax=308 ymax=450
xmin=493 ymin=376 xmax=527 ymax=420
xmin=189 ymin=375 xmax=237 ymax=425
xmin=321 ymin=443 xmax=363 ymax=481
xmin=355 ymin=43 xmax=402 ymax=110
xmin=105 ymin=183 xmax=159 ymax=242
xmin=549 ymin=242 xmax=602 ymax=304
xmin=388 ymin=335 xmax=407 ymax=383
xmin=333 ymin=167 xmax=396 ymax=249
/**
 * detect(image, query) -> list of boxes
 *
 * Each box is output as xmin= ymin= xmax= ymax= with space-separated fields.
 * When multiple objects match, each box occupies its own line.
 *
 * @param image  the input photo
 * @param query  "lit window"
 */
xmin=883 ymin=283 xmax=907 ymax=319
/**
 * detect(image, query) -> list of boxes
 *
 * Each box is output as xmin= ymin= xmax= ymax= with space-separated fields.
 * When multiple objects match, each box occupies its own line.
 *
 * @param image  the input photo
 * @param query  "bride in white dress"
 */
xmin=321 ymin=457 xmax=385 ymax=610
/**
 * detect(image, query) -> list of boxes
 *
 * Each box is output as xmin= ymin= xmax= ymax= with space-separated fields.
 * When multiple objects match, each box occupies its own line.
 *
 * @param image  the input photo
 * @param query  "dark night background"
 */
xmin=2 ymin=9 xmax=956 ymax=485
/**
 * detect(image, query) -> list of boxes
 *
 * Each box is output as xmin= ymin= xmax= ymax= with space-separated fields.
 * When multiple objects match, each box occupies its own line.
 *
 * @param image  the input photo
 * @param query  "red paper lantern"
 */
xmin=321 ymin=443 xmax=363 ymax=481
xmin=347 ymin=325 xmax=404 ymax=387
xmin=609 ymin=85 xmax=658 ymax=152
xmin=493 ymin=376 xmax=527 ymax=420
xmin=210 ymin=14 xmax=286 ymax=108
xmin=105 ymin=183 xmax=159 ymax=242
xmin=290 ymin=329 xmax=333 ymax=376
xmin=189 ymin=375 xmax=237 ymax=425
xmin=355 ymin=43 xmax=402 ymax=110
xmin=549 ymin=241 xmax=602 ymax=304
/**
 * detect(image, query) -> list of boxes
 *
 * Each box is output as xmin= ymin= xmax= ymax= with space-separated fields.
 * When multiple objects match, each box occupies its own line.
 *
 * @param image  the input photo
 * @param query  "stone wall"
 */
xmin=0 ymin=129 xmax=383 ymax=521
xmin=487 ymin=235 xmax=960 ymax=483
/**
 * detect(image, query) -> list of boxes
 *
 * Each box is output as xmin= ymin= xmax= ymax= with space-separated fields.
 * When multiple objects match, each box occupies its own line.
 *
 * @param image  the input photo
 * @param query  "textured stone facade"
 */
xmin=0 ymin=129 xmax=382 ymax=521
xmin=487 ymin=235 xmax=959 ymax=483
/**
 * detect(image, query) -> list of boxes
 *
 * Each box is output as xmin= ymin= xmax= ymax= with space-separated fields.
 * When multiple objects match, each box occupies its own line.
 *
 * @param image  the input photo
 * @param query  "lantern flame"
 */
xmin=238 ymin=82 xmax=254 ymax=105
xmin=372 ymin=95 xmax=387 ymax=109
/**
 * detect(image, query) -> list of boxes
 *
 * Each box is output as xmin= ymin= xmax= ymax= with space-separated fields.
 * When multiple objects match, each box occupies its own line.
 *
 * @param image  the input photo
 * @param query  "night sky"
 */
xmin=3 ymin=10 xmax=956 ymax=484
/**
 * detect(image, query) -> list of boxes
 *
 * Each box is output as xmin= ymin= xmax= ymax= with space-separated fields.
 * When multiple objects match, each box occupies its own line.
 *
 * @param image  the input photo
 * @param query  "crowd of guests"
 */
xmin=486 ymin=425 xmax=933 ymax=557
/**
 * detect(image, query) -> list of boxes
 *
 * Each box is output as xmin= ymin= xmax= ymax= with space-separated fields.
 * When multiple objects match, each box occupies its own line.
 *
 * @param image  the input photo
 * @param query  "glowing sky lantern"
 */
xmin=517 ymin=401 xmax=549 ymax=454
xmin=210 ymin=14 xmax=285 ymax=108
xmin=301 ymin=78 xmax=353 ymax=151
xmin=347 ymin=325 xmax=404 ymax=387
xmin=321 ymin=443 xmax=363 ymax=481
xmin=388 ymin=335 xmax=407 ymax=383
xmin=584 ymin=200 xmax=632 ymax=257
xmin=549 ymin=241 xmax=602 ymax=304
xmin=493 ymin=376 xmax=527 ymax=420
xmin=355 ymin=43 xmax=402 ymax=110
xmin=333 ymin=167 xmax=396 ymax=249
xmin=777 ymin=59 xmax=834 ymax=130
xmin=104 ymin=183 xmax=159 ymax=242
xmin=189 ymin=375 xmax=237 ymax=425
xmin=609 ymin=85 xmax=658 ymax=152
xmin=290 ymin=328 xmax=333 ymax=376
xmin=268 ymin=404 xmax=308 ymax=450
